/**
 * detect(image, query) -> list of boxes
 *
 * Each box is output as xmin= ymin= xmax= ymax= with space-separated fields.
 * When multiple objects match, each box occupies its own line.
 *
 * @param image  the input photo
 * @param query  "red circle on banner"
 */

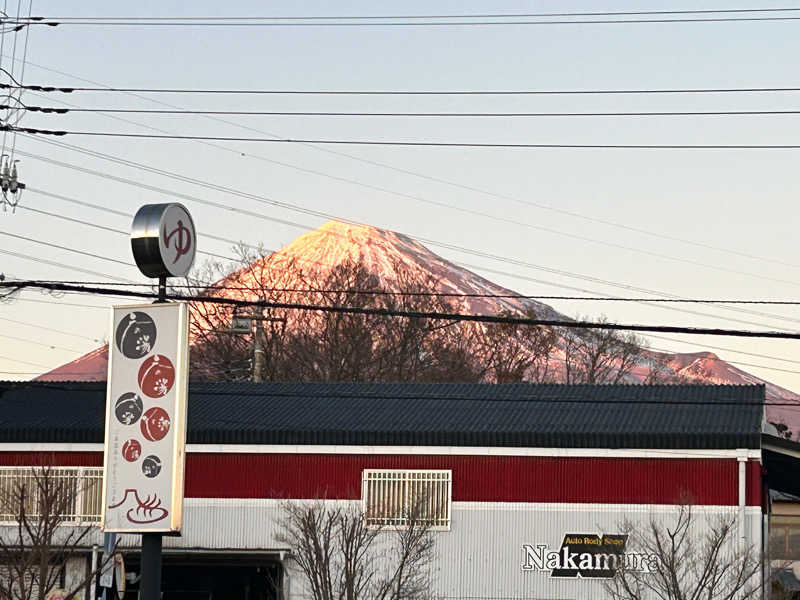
xmin=121 ymin=439 xmax=142 ymax=462
xmin=137 ymin=354 xmax=175 ymax=398
xmin=140 ymin=407 xmax=171 ymax=441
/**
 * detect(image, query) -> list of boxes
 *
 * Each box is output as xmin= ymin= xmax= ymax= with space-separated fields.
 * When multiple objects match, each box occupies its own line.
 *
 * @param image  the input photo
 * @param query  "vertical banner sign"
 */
xmin=102 ymin=302 xmax=189 ymax=533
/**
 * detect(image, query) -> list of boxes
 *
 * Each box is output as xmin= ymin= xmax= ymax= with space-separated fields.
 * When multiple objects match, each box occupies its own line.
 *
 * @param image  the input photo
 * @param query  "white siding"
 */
xmin=8 ymin=500 xmax=761 ymax=600
xmin=101 ymin=500 xmax=761 ymax=600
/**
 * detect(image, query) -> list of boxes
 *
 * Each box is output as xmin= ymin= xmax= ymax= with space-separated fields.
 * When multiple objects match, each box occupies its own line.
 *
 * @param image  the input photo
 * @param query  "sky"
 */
xmin=2 ymin=1 xmax=800 ymax=391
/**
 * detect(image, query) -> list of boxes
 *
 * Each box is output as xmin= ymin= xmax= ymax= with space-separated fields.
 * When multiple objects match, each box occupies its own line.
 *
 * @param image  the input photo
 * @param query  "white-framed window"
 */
xmin=361 ymin=469 xmax=452 ymax=530
xmin=0 ymin=466 xmax=104 ymax=525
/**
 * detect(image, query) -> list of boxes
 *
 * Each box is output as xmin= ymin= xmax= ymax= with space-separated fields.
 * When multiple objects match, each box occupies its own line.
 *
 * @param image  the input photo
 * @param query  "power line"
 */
xmin=16 ymin=204 xmax=239 ymax=263
xmin=20 ymin=187 xmax=263 ymax=256
xmin=22 ymin=136 xmax=800 ymax=295
xmin=0 ymin=331 xmax=82 ymax=353
xmin=8 ymin=0 xmax=32 ymax=161
xmin=20 ymin=105 xmax=800 ymax=118
xmin=0 ymin=353 xmax=52 ymax=368
xmin=9 ymin=66 xmax=800 ymax=333
xmin=5 ymin=280 xmax=800 ymax=341
xmin=16 ymin=153 xmax=317 ymax=230
xmin=0 ymin=229 xmax=136 ymax=268
xmin=7 ymin=282 xmax=800 ymax=381
xmin=15 ymin=58 xmax=800 ymax=271
xmin=0 ymin=315 xmax=101 ymax=342
xmin=11 ymin=126 xmax=800 ymax=149
xmin=10 ymin=295 xmax=105 ymax=309
xmin=0 ymin=229 xmax=218 ymax=288
xmin=36 ymin=281 xmax=800 ymax=306
xmin=645 ymin=346 xmax=800 ymax=376
xmin=25 ymin=185 xmax=800 ymax=338
xmin=30 ymin=8 xmax=800 ymax=20
xmin=18 ymin=152 xmax=800 ymax=330
xmin=454 ymin=260 xmax=800 ymax=332
xmin=645 ymin=334 xmax=800 ymax=366
xmin=10 ymin=83 xmax=800 ymax=95
xmin=14 ymin=15 xmax=800 ymax=26
xmin=23 ymin=279 xmax=800 ymax=367
xmin=0 ymin=248 xmax=128 ymax=281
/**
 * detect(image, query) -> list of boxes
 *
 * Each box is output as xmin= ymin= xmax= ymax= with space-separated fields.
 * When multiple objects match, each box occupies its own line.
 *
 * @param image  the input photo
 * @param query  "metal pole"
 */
xmin=142 ymin=282 xmax=167 ymax=598
xmin=253 ymin=316 xmax=264 ymax=383
xmin=101 ymin=532 xmax=116 ymax=600
xmin=140 ymin=533 xmax=163 ymax=600
xmin=90 ymin=545 xmax=98 ymax=600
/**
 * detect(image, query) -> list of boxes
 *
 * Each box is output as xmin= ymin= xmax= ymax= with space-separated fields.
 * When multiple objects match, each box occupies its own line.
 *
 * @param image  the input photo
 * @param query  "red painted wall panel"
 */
xmin=0 ymin=451 xmax=102 ymax=467
xmin=747 ymin=459 xmax=763 ymax=508
xmin=0 ymin=451 xmax=754 ymax=506
xmin=183 ymin=453 xmax=743 ymax=505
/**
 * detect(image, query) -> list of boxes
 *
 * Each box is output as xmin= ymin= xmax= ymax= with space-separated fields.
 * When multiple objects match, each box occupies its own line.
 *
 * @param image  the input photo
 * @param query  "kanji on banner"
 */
xmin=101 ymin=302 xmax=189 ymax=533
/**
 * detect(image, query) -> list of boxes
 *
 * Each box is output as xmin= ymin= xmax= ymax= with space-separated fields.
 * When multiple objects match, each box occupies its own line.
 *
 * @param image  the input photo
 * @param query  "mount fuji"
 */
xmin=38 ymin=220 xmax=800 ymax=435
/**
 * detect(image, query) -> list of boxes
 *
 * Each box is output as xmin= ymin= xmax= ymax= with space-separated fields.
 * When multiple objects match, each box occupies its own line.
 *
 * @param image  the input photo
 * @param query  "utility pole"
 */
xmin=230 ymin=310 xmax=285 ymax=382
xmin=252 ymin=317 xmax=265 ymax=383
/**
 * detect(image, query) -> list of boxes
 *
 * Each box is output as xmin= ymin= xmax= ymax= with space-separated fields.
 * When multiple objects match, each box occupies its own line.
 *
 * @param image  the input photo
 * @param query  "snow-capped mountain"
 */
xmin=38 ymin=220 xmax=800 ymax=433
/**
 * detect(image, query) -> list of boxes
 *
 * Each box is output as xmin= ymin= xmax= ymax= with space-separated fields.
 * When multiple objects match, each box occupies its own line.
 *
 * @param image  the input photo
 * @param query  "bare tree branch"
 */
xmin=277 ymin=498 xmax=436 ymax=600
xmin=0 ymin=465 xmax=114 ymax=600
xmin=604 ymin=505 xmax=764 ymax=600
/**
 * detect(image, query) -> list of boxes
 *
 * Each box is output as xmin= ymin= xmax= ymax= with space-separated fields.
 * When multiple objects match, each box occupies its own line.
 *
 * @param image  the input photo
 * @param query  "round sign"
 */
xmin=137 ymin=354 xmax=175 ymax=398
xmin=121 ymin=439 xmax=142 ymax=462
xmin=141 ymin=407 xmax=171 ymax=441
xmin=115 ymin=312 xmax=157 ymax=359
xmin=115 ymin=392 xmax=144 ymax=425
xmin=131 ymin=203 xmax=196 ymax=278
xmin=142 ymin=455 xmax=162 ymax=478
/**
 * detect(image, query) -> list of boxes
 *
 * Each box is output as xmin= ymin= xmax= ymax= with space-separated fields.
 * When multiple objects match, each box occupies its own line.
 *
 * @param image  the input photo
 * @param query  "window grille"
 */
xmin=362 ymin=469 xmax=451 ymax=530
xmin=0 ymin=467 xmax=104 ymax=525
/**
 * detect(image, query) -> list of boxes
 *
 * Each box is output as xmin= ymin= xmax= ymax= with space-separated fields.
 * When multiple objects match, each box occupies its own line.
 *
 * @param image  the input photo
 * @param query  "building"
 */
xmin=1 ymin=380 xmax=796 ymax=600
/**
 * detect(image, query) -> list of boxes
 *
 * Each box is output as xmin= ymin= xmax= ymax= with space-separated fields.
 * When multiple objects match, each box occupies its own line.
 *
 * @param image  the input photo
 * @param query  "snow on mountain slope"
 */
xmin=36 ymin=345 xmax=108 ymax=382
xmin=255 ymin=220 xmax=564 ymax=318
xmin=36 ymin=220 xmax=800 ymax=433
xmin=657 ymin=350 xmax=800 ymax=428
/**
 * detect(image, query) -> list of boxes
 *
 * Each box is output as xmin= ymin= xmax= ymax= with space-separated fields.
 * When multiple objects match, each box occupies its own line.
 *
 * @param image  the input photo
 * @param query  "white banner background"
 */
xmin=102 ymin=302 xmax=188 ymax=533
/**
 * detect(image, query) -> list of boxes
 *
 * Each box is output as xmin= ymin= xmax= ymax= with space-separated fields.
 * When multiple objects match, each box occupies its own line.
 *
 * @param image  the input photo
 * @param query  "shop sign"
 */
xmin=101 ymin=302 xmax=189 ymax=533
xmin=521 ymin=533 xmax=659 ymax=578
xmin=130 ymin=203 xmax=196 ymax=278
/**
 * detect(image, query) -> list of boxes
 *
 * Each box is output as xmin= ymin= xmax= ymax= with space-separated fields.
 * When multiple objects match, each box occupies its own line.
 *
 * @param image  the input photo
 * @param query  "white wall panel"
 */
xmin=30 ymin=500 xmax=762 ymax=600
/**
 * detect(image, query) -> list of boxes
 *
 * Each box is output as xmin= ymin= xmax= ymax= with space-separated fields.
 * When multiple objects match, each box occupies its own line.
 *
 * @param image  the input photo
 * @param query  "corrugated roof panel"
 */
xmin=0 ymin=381 xmax=763 ymax=448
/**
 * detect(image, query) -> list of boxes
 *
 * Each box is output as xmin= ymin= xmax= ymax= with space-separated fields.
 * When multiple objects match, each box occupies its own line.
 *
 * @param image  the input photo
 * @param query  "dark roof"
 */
xmin=0 ymin=381 xmax=764 ymax=449
xmin=762 ymin=434 xmax=800 ymax=496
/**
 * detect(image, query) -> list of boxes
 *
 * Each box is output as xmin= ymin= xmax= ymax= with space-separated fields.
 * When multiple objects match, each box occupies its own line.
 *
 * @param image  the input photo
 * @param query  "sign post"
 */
xmin=99 ymin=532 xmax=116 ymax=598
xmin=102 ymin=203 xmax=196 ymax=600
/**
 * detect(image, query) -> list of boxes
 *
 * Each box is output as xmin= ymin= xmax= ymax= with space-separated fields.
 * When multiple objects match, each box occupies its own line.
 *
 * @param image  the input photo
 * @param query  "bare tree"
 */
xmin=562 ymin=317 xmax=649 ymax=384
xmin=188 ymin=251 xmax=490 ymax=383
xmin=276 ymin=500 xmax=436 ymax=600
xmin=0 ymin=465 xmax=111 ymax=600
xmin=189 ymin=251 xmax=687 ymax=385
xmin=604 ymin=504 xmax=763 ymax=600
xmin=476 ymin=309 xmax=557 ymax=383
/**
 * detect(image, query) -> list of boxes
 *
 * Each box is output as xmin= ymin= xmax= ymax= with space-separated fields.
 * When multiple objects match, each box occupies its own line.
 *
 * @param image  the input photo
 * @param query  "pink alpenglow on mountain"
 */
xmin=36 ymin=221 xmax=800 ymax=433
xmin=36 ymin=345 xmax=108 ymax=382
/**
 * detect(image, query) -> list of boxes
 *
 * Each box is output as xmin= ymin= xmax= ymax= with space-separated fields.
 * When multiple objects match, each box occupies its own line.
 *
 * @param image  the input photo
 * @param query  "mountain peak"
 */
xmin=316 ymin=219 xmax=389 ymax=238
xmin=269 ymin=220 xmax=441 ymax=277
xmin=33 ymin=220 xmax=800 ymax=437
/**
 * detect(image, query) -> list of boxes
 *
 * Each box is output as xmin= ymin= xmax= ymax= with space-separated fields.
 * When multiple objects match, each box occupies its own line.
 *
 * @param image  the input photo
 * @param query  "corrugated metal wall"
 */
xmin=99 ymin=499 xmax=762 ymax=600
xmin=0 ymin=452 xmax=757 ymax=505
xmin=0 ymin=450 xmax=763 ymax=600
xmin=183 ymin=453 xmax=747 ymax=505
